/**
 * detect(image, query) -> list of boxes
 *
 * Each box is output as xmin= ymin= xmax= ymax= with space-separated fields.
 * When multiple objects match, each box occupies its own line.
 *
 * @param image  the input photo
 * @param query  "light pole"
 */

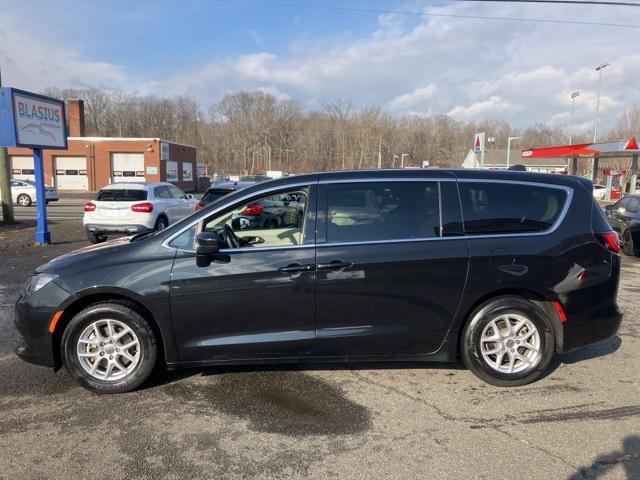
xmin=506 ymin=137 xmax=521 ymax=168
xmin=401 ymin=153 xmax=409 ymax=168
xmin=569 ymin=91 xmax=580 ymax=144
xmin=592 ymin=63 xmax=609 ymax=183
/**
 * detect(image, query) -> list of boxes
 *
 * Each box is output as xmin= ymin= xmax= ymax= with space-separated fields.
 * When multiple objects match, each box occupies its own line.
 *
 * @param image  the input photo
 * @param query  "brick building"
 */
xmin=7 ymin=100 xmax=197 ymax=192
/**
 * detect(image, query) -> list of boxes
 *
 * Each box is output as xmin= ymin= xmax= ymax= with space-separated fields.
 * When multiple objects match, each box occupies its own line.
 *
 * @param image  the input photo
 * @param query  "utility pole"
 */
xmin=506 ymin=137 xmax=521 ymax=168
xmin=569 ymin=91 xmax=580 ymax=144
xmin=592 ymin=63 xmax=609 ymax=183
xmin=0 ymin=63 xmax=15 ymax=223
xmin=377 ymin=134 xmax=382 ymax=169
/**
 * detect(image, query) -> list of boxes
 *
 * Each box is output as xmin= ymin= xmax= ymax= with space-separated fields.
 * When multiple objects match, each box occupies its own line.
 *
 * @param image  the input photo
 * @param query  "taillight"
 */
xmin=242 ymin=203 xmax=263 ymax=216
xmin=84 ymin=202 xmax=96 ymax=212
xmin=131 ymin=202 xmax=154 ymax=213
xmin=596 ymin=231 xmax=620 ymax=253
xmin=195 ymin=202 xmax=203 ymax=210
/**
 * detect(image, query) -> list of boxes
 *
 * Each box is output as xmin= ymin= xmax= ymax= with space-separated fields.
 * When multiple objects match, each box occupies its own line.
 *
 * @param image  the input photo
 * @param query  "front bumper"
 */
xmin=85 ymin=224 xmax=152 ymax=235
xmin=14 ymin=281 xmax=73 ymax=368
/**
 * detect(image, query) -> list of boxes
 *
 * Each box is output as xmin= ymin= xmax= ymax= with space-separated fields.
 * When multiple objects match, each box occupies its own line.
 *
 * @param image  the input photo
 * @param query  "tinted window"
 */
xmin=440 ymin=182 xmax=464 ymax=236
xmin=326 ymin=182 xmax=439 ymax=243
xmin=592 ymin=201 xmax=612 ymax=233
xmin=96 ymin=189 xmax=147 ymax=201
xmin=202 ymin=189 xmax=233 ymax=205
xmin=459 ymin=182 xmax=566 ymax=235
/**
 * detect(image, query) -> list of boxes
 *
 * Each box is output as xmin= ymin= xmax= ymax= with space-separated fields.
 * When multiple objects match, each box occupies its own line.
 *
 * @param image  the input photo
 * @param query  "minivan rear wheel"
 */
xmin=461 ymin=296 xmax=555 ymax=387
xmin=61 ymin=302 xmax=157 ymax=393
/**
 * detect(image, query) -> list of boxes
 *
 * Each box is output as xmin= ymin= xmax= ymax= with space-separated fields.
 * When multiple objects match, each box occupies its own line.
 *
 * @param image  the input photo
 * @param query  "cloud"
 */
xmin=387 ymin=84 xmax=438 ymax=110
xmin=448 ymin=96 xmax=513 ymax=121
xmin=0 ymin=15 xmax=129 ymax=92
xmin=1 ymin=1 xmax=638 ymax=135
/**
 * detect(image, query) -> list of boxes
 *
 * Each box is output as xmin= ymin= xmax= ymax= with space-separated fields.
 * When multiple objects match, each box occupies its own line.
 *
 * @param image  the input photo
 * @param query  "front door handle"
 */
xmin=317 ymin=260 xmax=353 ymax=271
xmin=278 ymin=263 xmax=314 ymax=273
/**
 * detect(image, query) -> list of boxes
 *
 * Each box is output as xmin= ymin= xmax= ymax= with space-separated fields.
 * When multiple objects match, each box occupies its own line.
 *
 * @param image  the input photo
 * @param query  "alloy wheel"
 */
xmin=76 ymin=319 xmax=141 ymax=381
xmin=479 ymin=314 xmax=541 ymax=374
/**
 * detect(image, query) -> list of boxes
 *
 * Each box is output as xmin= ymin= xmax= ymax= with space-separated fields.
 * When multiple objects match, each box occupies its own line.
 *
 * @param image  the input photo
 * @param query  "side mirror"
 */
xmin=185 ymin=193 xmax=194 ymax=200
xmin=605 ymin=204 xmax=614 ymax=212
xmin=195 ymin=232 xmax=219 ymax=267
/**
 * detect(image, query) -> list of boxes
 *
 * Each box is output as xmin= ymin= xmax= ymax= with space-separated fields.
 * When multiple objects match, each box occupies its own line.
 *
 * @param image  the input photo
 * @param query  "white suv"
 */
xmin=83 ymin=182 xmax=197 ymax=243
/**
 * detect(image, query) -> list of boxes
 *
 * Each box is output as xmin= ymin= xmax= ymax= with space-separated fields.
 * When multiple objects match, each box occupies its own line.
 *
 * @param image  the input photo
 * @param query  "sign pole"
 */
xmin=32 ymin=148 xmax=50 ymax=244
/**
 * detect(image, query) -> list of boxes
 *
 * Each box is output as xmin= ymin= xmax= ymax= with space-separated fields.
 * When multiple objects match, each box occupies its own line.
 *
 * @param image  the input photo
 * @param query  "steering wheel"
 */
xmin=222 ymin=224 xmax=241 ymax=249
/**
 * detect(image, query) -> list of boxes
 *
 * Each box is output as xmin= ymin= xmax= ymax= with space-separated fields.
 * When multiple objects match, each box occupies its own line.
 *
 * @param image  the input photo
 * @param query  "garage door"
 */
xmin=111 ymin=153 xmax=145 ymax=183
xmin=54 ymin=156 xmax=88 ymax=190
xmin=10 ymin=156 xmax=35 ymax=181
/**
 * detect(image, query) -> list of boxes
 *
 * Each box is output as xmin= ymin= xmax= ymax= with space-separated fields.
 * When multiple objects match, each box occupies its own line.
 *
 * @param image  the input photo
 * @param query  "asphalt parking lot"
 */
xmin=0 ymin=220 xmax=639 ymax=480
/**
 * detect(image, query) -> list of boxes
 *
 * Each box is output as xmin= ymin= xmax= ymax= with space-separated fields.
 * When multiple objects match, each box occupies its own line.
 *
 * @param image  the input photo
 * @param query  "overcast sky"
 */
xmin=1 ymin=0 xmax=639 ymax=135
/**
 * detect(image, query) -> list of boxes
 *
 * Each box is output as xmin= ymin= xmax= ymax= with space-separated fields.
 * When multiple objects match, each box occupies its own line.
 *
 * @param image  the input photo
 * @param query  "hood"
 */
xmin=36 ymin=235 xmax=135 ymax=274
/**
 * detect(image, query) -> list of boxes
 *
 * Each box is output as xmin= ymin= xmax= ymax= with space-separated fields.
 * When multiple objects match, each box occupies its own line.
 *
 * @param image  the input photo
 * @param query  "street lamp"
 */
xmin=401 ymin=153 xmax=409 ymax=168
xmin=569 ymin=91 xmax=580 ymax=144
xmin=592 ymin=63 xmax=609 ymax=183
xmin=506 ymin=137 xmax=521 ymax=168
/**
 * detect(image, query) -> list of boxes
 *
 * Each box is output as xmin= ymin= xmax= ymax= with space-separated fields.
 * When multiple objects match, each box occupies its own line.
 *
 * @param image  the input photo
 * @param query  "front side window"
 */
xmin=200 ymin=187 xmax=309 ymax=249
xmin=326 ymin=181 xmax=440 ymax=243
xmin=459 ymin=182 xmax=567 ymax=235
xmin=168 ymin=186 xmax=186 ymax=199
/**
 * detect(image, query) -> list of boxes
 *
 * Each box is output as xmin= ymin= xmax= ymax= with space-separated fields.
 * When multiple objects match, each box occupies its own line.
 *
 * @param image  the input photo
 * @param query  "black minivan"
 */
xmin=15 ymin=169 xmax=622 ymax=393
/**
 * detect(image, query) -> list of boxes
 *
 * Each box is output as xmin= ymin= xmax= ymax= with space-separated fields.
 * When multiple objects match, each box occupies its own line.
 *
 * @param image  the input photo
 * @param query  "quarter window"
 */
xmin=459 ymin=182 xmax=567 ymax=235
xmin=326 ymin=182 xmax=440 ymax=243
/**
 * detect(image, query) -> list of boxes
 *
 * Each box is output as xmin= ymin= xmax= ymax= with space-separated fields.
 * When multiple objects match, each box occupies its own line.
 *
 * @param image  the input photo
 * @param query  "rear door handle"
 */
xmin=278 ymin=263 xmax=314 ymax=273
xmin=317 ymin=260 xmax=353 ymax=271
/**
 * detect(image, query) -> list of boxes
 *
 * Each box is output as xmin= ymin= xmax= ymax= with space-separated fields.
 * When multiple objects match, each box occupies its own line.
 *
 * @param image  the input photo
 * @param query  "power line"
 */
xmin=212 ymin=0 xmax=640 ymax=29
xmin=458 ymin=0 xmax=640 ymax=6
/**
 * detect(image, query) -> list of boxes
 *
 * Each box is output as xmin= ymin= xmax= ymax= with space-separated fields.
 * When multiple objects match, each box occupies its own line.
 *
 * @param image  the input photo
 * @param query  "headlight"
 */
xmin=24 ymin=273 xmax=58 ymax=295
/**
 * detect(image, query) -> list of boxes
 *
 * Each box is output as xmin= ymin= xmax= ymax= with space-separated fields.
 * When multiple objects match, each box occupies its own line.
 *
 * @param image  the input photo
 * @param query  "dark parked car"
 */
xmin=195 ymin=181 xmax=255 ymax=210
xmin=15 ymin=169 xmax=622 ymax=393
xmin=604 ymin=194 xmax=640 ymax=256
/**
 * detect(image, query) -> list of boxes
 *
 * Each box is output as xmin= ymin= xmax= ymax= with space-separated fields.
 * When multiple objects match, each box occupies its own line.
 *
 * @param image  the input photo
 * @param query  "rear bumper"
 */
xmin=85 ymin=224 xmax=152 ymax=235
xmin=557 ymin=251 xmax=623 ymax=352
xmin=559 ymin=304 xmax=623 ymax=352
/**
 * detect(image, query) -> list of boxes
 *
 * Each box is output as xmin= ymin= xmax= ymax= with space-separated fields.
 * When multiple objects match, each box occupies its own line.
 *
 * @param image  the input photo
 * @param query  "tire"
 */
xmin=17 ymin=193 xmax=32 ymax=207
xmin=87 ymin=232 xmax=107 ymax=244
xmin=61 ymin=302 xmax=157 ymax=394
xmin=461 ymin=296 xmax=555 ymax=387
xmin=622 ymin=230 xmax=636 ymax=257
xmin=154 ymin=216 xmax=168 ymax=231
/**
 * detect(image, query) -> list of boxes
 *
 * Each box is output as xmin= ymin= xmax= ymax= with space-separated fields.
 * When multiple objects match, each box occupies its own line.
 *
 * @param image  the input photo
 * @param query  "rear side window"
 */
xmin=96 ymin=189 xmax=147 ymax=201
xmin=202 ymin=189 xmax=233 ymax=205
xmin=592 ymin=200 xmax=612 ymax=233
xmin=459 ymin=182 xmax=567 ymax=235
xmin=326 ymin=181 xmax=440 ymax=243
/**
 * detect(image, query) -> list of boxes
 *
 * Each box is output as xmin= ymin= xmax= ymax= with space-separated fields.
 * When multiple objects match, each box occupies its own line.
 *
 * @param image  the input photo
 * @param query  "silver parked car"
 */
xmin=4 ymin=179 xmax=59 ymax=206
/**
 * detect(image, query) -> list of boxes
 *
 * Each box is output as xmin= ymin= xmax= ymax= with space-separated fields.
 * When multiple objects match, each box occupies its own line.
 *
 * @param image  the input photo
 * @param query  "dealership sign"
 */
xmin=0 ymin=88 xmax=67 ymax=149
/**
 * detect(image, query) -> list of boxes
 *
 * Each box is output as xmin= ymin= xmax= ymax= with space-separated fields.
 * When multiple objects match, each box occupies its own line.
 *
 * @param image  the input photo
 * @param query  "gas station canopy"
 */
xmin=521 ymin=137 xmax=639 ymax=160
xmin=520 ymin=137 xmax=640 ymax=194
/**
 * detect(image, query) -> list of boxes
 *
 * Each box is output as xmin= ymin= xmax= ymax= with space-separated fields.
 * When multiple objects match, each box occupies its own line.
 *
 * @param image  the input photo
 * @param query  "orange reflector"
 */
xmin=551 ymin=301 xmax=567 ymax=323
xmin=48 ymin=311 xmax=63 ymax=333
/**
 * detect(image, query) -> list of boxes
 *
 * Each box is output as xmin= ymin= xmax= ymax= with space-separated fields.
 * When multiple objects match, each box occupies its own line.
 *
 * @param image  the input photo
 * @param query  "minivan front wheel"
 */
xmin=61 ymin=302 xmax=157 ymax=393
xmin=462 ymin=296 xmax=555 ymax=387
